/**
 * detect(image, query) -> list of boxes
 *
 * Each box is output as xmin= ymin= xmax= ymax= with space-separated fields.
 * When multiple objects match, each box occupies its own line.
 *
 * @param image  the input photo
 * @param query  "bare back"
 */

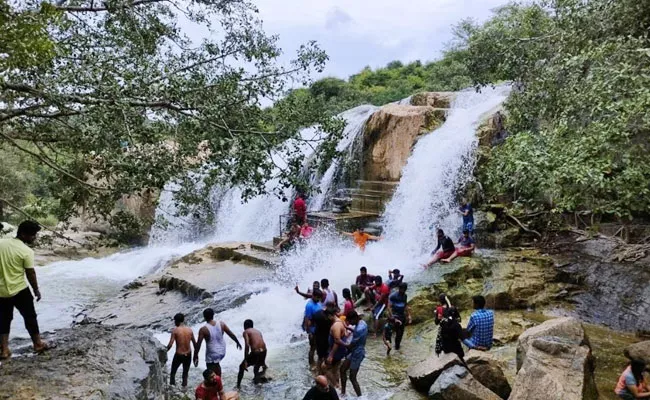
xmin=244 ymin=328 xmax=266 ymax=351
xmin=173 ymin=326 xmax=195 ymax=355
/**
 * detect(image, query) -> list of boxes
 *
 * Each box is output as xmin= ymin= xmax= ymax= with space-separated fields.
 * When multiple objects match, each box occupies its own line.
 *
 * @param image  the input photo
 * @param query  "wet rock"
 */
xmin=0 ymin=324 xmax=166 ymax=400
xmin=465 ymin=350 xmax=511 ymax=399
xmin=624 ymin=340 xmax=650 ymax=364
xmin=363 ymin=104 xmax=445 ymax=181
xmin=510 ymin=317 xmax=598 ymax=400
xmin=428 ymin=365 xmax=501 ymax=400
xmin=407 ymin=352 xmax=463 ymax=392
xmin=410 ymin=92 xmax=455 ymax=108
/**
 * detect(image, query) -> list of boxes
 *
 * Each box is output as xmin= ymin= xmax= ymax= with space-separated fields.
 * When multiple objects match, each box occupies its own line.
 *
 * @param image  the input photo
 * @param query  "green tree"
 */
xmin=1 ymin=0 xmax=341 ymax=223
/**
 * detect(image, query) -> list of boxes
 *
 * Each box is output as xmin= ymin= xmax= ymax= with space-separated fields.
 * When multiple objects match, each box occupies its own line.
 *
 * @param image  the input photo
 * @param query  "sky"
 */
xmin=251 ymin=0 xmax=508 ymax=79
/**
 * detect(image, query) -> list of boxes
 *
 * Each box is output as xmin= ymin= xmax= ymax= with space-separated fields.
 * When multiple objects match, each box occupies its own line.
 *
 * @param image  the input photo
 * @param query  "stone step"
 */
xmin=250 ymin=242 xmax=275 ymax=253
xmin=355 ymin=180 xmax=399 ymax=193
xmin=347 ymin=188 xmax=395 ymax=200
xmin=232 ymin=247 xmax=279 ymax=268
xmin=351 ymin=197 xmax=385 ymax=213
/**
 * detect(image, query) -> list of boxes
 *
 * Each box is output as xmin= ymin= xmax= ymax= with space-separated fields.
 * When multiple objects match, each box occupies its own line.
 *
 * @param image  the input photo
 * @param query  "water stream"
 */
xmin=14 ymin=86 xmax=511 ymax=398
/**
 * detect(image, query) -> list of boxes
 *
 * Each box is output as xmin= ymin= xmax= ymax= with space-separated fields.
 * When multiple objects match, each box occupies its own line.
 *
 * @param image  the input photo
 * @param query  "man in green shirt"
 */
xmin=0 ymin=220 xmax=51 ymax=359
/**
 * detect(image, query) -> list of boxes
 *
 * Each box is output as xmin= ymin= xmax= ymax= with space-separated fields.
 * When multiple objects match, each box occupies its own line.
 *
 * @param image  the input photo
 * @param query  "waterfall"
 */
xmin=307 ymin=105 xmax=378 ymax=211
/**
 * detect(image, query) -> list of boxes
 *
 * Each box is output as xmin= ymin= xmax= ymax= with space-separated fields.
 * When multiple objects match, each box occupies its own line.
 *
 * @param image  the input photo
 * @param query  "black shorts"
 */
xmin=246 ymin=349 xmax=267 ymax=367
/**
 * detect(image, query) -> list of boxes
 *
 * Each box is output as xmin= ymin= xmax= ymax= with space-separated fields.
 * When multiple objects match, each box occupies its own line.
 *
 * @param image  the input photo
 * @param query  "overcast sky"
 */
xmin=251 ymin=0 xmax=507 ymax=79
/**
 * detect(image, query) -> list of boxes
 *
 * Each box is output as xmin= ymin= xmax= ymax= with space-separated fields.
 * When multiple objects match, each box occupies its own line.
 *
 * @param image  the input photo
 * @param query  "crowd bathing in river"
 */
xmin=0 ymin=197 xmax=648 ymax=399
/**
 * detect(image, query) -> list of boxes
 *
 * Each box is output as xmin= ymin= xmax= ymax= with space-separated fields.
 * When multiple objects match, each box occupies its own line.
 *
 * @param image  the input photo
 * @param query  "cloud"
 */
xmin=325 ymin=7 xmax=353 ymax=30
xmin=251 ymin=0 xmax=507 ymax=78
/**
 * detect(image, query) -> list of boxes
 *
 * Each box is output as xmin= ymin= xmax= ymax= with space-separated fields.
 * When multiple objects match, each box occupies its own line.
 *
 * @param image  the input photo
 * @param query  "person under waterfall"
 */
xmin=293 ymin=193 xmax=307 ymax=225
xmin=194 ymin=308 xmax=242 ymax=377
xmin=459 ymin=199 xmax=474 ymax=234
xmin=441 ymin=230 xmax=476 ymax=263
xmin=237 ymin=319 xmax=268 ymax=389
xmin=342 ymin=227 xmax=381 ymax=252
xmin=0 ymin=220 xmax=54 ymax=359
xmin=166 ymin=313 xmax=197 ymax=387
xmin=423 ymin=229 xmax=455 ymax=268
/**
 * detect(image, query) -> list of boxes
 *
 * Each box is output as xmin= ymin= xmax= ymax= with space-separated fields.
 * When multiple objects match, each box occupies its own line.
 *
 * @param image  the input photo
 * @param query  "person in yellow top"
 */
xmin=342 ymin=228 xmax=381 ymax=252
xmin=0 ymin=220 xmax=52 ymax=359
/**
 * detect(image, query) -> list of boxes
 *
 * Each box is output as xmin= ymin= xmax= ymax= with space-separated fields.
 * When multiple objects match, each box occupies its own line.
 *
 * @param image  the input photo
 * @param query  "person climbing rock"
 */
xmin=293 ymin=193 xmax=307 ymax=225
xmin=342 ymin=228 xmax=380 ymax=252
xmin=442 ymin=230 xmax=476 ymax=263
xmin=341 ymin=310 xmax=368 ymax=397
xmin=459 ymin=200 xmax=474 ymax=233
xmin=195 ymin=368 xmax=239 ymax=400
xmin=388 ymin=283 xmax=411 ymax=351
xmin=0 ymin=220 xmax=54 ymax=359
xmin=237 ymin=319 xmax=268 ymax=389
xmin=615 ymin=360 xmax=650 ymax=399
xmin=302 ymin=375 xmax=340 ymax=400
xmin=424 ymin=229 xmax=455 ymax=268
xmin=463 ymin=295 xmax=494 ymax=351
xmin=167 ymin=313 xmax=197 ymax=387
xmin=194 ymin=308 xmax=242 ymax=376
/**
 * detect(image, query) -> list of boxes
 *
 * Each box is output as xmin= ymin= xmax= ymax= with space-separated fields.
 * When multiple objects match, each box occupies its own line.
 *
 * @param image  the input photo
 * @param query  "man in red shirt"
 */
xmin=293 ymin=194 xmax=307 ymax=225
xmin=371 ymin=276 xmax=391 ymax=335
xmin=195 ymin=369 xmax=239 ymax=400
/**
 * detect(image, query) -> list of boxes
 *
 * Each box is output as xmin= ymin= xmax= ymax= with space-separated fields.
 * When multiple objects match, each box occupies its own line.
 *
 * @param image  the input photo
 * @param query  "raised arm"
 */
xmin=221 ymin=322 xmax=242 ymax=350
xmin=295 ymin=285 xmax=312 ymax=299
xmin=25 ymin=269 xmax=41 ymax=301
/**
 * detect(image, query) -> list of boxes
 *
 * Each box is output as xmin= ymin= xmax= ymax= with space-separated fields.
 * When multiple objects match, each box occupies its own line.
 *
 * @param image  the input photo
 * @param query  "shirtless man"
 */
xmin=324 ymin=312 xmax=349 ymax=388
xmin=166 ymin=313 xmax=197 ymax=387
xmin=237 ymin=319 xmax=268 ymax=388
xmin=194 ymin=308 xmax=242 ymax=377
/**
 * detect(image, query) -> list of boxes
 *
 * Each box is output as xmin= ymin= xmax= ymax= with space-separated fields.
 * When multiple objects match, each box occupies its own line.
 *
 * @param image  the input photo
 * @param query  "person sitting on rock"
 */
xmin=423 ymin=229 xmax=455 ymax=268
xmin=166 ymin=313 xmax=197 ymax=387
xmin=615 ymin=360 xmax=650 ymax=399
xmin=237 ymin=319 xmax=267 ymax=389
xmin=386 ymin=269 xmax=404 ymax=290
xmin=300 ymin=222 xmax=314 ymax=239
xmin=342 ymin=228 xmax=380 ymax=252
xmin=302 ymin=375 xmax=340 ymax=400
xmin=441 ymin=230 xmax=476 ymax=263
xmin=195 ymin=368 xmax=239 ymax=400
xmin=463 ymin=295 xmax=494 ymax=351
xmin=437 ymin=306 xmax=465 ymax=362
xmin=275 ymin=223 xmax=301 ymax=252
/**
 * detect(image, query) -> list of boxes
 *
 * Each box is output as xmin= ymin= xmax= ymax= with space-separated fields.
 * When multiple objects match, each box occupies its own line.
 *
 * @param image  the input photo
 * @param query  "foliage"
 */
xmin=0 ymin=0 xmax=341 ymax=226
xmin=462 ymin=0 xmax=650 ymax=218
xmin=285 ymin=56 xmax=473 ymax=115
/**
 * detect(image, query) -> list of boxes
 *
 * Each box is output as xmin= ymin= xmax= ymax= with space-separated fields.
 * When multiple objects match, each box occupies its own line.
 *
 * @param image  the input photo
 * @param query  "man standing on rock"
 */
xmin=194 ymin=308 xmax=242 ymax=377
xmin=463 ymin=295 xmax=494 ymax=350
xmin=0 ymin=220 xmax=53 ymax=359
xmin=167 ymin=313 xmax=196 ymax=387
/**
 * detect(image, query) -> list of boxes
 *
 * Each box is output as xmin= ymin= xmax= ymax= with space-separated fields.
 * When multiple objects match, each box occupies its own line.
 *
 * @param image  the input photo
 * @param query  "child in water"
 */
xmin=382 ymin=317 xmax=402 ymax=356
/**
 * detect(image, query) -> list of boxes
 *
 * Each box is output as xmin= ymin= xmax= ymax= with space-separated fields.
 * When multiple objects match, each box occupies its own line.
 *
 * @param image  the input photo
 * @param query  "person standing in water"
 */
xmin=340 ymin=310 xmax=368 ymax=397
xmin=342 ymin=228 xmax=380 ymax=252
xmin=194 ymin=308 xmax=242 ymax=377
xmin=459 ymin=199 xmax=474 ymax=234
xmin=388 ymin=283 xmax=412 ymax=351
xmin=320 ymin=279 xmax=338 ymax=308
xmin=167 ymin=313 xmax=197 ymax=387
xmin=341 ymin=289 xmax=354 ymax=316
xmin=296 ymin=281 xmax=320 ymax=299
xmin=304 ymin=289 xmax=324 ymax=365
xmin=424 ymin=229 xmax=455 ymax=268
xmin=0 ymin=221 xmax=53 ymax=359
xmin=237 ymin=319 xmax=267 ymax=389
xmin=325 ymin=311 xmax=349 ymax=388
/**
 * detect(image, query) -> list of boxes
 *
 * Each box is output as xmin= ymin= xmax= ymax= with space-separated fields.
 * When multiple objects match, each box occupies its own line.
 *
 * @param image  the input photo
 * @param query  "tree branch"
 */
xmin=55 ymin=0 xmax=168 ymax=12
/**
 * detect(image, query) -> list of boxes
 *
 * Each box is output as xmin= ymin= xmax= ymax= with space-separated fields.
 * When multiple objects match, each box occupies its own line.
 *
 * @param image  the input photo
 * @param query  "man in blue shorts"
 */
xmin=459 ymin=199 xmax=474 ymax=233
xmin=340 ymin=311 xmax=368 ymax=397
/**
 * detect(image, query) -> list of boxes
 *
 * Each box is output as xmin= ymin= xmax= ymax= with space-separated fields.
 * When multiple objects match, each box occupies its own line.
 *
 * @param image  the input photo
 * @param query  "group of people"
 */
xmin=165 ymin=308 xmax=269 ymax=399
xmin=296 ymin=267 xmax=412 ymax=398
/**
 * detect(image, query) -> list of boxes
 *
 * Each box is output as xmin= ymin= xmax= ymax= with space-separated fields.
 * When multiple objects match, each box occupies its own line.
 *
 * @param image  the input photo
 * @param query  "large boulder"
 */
xmin=428 ymin=365 xmax=502 ymax=400
xmin=510 ymin=317 xmax=598 ymax=400
xmin=363 ymin=104 xmax=445 ymax=181
xmin=0 ymin=324 xmax=167 ymax=400
xmin=625 ymin=341 xmax=650 ymax=364
xmin=407 ymin=352 xmax=463 ymax=392
xmin=465 ymin=350 xmax=511 ymax=399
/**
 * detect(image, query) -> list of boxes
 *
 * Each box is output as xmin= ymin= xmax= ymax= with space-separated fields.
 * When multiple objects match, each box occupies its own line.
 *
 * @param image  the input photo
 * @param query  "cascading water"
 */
xmin=308 ymin=105 xmax=378 ymax=211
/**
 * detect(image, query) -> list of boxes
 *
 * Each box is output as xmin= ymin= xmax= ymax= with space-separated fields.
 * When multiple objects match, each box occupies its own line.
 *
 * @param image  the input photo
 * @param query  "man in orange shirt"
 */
xmin=342 ymin=228 xmax=380 ymax=252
